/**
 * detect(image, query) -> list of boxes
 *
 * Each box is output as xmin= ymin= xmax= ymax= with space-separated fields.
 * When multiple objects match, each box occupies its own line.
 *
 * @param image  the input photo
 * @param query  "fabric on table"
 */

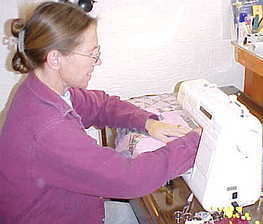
xmin=115 ymin=93 xmax=199 ymax=158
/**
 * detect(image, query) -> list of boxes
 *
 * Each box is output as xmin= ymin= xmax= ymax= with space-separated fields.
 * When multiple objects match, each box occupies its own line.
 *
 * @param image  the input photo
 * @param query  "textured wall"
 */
xmin=87 ymin=0 xmax=244 ymax=99
xmin=0 ymin=0 xmax=20 ymax=112
xmin=0 ymin=0 xmax=243 ymax=114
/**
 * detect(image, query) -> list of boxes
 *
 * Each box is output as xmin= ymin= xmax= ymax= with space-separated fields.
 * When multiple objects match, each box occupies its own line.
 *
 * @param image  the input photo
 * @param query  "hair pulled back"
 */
xmin=11 ymin=1 xmax=97 ymax=74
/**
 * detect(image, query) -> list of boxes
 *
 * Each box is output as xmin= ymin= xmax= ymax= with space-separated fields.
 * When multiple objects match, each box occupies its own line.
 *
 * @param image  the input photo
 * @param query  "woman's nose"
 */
xmin=95 ymin=58 xmax=102 ymax=66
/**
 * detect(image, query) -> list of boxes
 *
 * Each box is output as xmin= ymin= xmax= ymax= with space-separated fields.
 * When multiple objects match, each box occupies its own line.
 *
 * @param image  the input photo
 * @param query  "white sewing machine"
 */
xmin=177 ymin=79 xmax=262 ymax=211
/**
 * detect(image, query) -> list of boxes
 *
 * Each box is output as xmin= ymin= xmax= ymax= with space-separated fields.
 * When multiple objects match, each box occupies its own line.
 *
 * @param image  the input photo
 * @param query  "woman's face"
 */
xmin=59 ymin=24 xmax=101 ymax=89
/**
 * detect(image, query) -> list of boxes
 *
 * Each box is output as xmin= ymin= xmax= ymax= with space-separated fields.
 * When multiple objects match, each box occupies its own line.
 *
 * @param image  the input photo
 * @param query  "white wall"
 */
xmin=88 ymin=0 xmax=244 ymax=99
xmin=1 ymin=0 xmax=244 ymax=114
xmin=0 ymin=0 xmax=20 ymax=112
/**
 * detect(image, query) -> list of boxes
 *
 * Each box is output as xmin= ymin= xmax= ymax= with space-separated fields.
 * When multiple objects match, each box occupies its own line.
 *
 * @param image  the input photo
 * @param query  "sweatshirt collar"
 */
xmin=25 ymin=71 xmax=73 ymax=115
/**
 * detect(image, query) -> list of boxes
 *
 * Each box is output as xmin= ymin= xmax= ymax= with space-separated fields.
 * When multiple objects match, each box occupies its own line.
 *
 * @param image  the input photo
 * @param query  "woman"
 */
xmin=0 ymin=2 xmax=201 ymax=224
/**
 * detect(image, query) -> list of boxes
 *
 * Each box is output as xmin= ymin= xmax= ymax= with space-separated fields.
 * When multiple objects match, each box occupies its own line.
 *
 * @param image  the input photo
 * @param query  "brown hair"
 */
xmin=11 ymin=1 xmax=97 ymax=74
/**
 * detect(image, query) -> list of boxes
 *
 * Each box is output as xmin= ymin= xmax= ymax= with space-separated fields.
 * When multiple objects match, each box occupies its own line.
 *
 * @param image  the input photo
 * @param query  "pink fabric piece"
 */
xmin=115 ymin=93 xmax=198 ymax=158
xmin=133 ymin=111 xmax=191 ymax=157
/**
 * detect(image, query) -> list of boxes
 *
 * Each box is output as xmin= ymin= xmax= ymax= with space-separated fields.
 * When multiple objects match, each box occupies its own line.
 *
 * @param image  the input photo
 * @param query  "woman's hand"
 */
xmin=145 ymin=119 xmax=192 ymax=143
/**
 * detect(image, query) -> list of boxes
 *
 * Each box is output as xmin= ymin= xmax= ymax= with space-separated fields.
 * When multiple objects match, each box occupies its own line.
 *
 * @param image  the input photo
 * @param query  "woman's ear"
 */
xmin=46 ymin=50 xmax=61 ymax=70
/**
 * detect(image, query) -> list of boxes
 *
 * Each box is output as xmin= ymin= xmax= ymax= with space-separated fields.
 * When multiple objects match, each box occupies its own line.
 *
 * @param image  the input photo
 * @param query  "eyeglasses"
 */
xmin=63 ymin=45 xmax=101 ymax=64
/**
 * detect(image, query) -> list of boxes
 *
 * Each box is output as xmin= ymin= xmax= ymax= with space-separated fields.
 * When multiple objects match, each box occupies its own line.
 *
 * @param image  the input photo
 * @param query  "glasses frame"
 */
xmin=61 ymin=45 xmax=101 ymax=63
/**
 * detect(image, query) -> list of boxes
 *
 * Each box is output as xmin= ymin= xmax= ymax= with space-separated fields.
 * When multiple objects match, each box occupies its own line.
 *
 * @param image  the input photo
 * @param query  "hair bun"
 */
xmin=11 ymin=18 xmax=25 ymax=37
xmin=12 ymin=52 xmax=29 ymax=74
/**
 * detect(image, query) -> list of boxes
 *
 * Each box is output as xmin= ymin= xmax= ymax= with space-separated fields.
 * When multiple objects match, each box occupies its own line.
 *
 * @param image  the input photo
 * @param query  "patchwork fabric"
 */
xmin=115 ymin=93 xmax=198 ymax=158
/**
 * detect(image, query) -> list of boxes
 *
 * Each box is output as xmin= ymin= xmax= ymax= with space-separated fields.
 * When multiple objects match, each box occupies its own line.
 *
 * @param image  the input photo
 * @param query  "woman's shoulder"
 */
xmin=69 ymin=88 xmax=113 ymax=105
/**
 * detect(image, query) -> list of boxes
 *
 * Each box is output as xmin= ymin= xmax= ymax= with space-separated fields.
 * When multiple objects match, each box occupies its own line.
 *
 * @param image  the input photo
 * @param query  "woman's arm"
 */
xmin=33 ymin=118 xmax=200 ymax=199
xmin=69 ymin=88 xmax=158 ymax=131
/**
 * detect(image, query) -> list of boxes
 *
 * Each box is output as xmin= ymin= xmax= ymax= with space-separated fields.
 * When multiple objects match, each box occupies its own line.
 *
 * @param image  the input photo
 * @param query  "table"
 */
xmin=130 ymin=177 xmax=203 ymax=224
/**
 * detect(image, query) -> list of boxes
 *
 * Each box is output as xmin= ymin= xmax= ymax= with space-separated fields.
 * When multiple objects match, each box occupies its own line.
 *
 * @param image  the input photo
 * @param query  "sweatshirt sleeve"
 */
xmin=32 ymin=119 xmax=200 ymax=199
xmin=69 ymin=88 xmax=158 ymax=131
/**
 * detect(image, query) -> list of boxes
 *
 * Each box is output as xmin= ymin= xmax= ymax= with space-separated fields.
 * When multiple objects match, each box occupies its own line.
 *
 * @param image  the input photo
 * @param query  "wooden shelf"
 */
xmin=233 ymin=43 xmax=263 ymax=108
